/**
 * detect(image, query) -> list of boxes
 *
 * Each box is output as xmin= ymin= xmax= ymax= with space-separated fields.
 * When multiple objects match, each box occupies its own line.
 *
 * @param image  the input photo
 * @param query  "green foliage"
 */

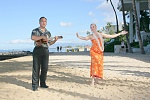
xmin=104 ymin=38 xmax=111 ymax=42
xmin=97 ymin=30 xmax=102 ymax=33
xmin=143 ymin=40 xmax=149 ymax=46
xmin=101 ymin=22 xmax=115 ymax=35
xmin=104 ymin=40 xmax=121 ymax=52
xmin=130 ymin=35 xmax=150 ymax=48
xmin=104 ymin=34 xmax=126 ymax=52
xmin=143 ymin=35 xmax=150 ymax=46
xmin=130 ymin=42 xmax=139 ymax=48
xmin=118 ymin=34 xmax=126 ymax=42
xmin=140 ymin=10 xmax=150 ymax=32
xmin=86 ymin=31 xmax=91 ymax=35
xmin=126 ymin=10 xmax=150 ymax=32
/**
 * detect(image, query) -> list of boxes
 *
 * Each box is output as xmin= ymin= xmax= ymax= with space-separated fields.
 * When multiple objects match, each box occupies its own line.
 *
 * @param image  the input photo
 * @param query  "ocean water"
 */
xmin=0 ymin=49 xmax=16 ymax=53
xmin=49 ymin=47 xmax=67 ymax=52
xmin=0 ymin=47 xmax=82 ymax=53
xmin=0 ymin=42 xmax=91 ymax=53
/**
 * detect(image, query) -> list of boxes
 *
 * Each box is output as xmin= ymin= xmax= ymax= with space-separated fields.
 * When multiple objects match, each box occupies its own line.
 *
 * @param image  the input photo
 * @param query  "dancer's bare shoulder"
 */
xmin=88 ymin=34 xmax=94 ymax=40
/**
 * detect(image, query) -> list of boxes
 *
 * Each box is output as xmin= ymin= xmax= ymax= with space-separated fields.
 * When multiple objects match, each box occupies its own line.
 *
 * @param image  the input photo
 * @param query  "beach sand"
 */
xmin=0 ymin=52 xmax=150 ymax=100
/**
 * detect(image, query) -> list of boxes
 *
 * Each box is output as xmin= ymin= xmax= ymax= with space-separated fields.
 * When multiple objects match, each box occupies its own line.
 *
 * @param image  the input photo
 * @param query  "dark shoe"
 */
xmin=40 ymin=85 xmax=49 ymax=88
xmin=32 ymin=87 xmax=38 ymax=91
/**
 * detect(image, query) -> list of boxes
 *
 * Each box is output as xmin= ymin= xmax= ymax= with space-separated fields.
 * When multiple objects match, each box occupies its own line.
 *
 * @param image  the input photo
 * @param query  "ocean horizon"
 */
xmin=0 ymin=47 xmax=86 ymax=53
xmin=0 ymin=40 xmax=91 ymax=53
xmin=0 ymin=42 xmax=91 ymax=53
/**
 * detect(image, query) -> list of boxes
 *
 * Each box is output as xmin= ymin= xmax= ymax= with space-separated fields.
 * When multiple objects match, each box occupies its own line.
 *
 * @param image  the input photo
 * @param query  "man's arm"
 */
xmin=31 ymin=29 xmax=47 ymax=41
xmin=31 ymin=35 xmax=46 ymax=41
xmin=49 ymin=36 xmax=59 ymax=45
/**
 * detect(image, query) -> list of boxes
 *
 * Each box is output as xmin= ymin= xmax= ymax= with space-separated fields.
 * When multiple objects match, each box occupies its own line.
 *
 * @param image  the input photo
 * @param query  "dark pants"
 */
xmin=32 ymin=46 xmax=49 ymax=88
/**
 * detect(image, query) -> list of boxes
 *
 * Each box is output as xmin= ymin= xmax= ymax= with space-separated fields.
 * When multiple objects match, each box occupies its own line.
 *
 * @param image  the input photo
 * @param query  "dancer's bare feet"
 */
xmin=90 ymin=77 xmax=95 ymax=86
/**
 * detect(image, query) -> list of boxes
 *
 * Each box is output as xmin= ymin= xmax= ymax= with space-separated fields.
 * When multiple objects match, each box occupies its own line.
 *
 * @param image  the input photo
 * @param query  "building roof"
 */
xmin=117 ymin=0 xmax=148 ymax=11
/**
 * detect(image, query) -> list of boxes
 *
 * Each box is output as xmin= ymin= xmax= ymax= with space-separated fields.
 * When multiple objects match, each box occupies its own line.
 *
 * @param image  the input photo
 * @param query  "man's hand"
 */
xmin=55 ymin=36 xmax=59 ymax=41
xmin=41 ymin=36 xmax=48 ymax=43
xmin=35 ymin=41 xmax=42 ymax=46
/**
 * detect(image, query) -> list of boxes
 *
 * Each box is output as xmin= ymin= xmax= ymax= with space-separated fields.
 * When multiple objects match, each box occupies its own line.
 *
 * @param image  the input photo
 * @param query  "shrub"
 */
xmin=104 ymin=40 xmax=121 ymax=52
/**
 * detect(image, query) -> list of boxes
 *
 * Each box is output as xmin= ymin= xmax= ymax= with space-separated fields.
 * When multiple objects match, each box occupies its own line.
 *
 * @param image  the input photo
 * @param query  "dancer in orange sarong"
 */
xmin=90 ymin=38 xmax=104 ymax=79
xmin=76 ymin=23 xmax=128 ymax=85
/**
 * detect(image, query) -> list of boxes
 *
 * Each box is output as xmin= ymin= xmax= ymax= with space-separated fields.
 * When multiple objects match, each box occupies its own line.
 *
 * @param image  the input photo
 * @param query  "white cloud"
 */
xmin=102 ymin=13 xmax=116 ymax=23
xmin=8 ymin=39 xmax=32 ymax=44
xmin=97 ymin=0 xmax=119 ymax=10
xmin=60 ymin=22 xmax=72 ymax=27
xmin=84 ymin=0 xmax=122 ymax=26
xmin=96 ymin=0 xmax=122 ymax=15
xmin=95 ymin=0 xmax=123 ymax=24
xmin=92 ymin=19 xmax=99 ymax=24
xmin=96 ymin=1 xmax=113 ymax=12
xmin=80 ymin=30 xmax=90 ymax=34
xmin=88 ymin=11 xmax=95 ymax=17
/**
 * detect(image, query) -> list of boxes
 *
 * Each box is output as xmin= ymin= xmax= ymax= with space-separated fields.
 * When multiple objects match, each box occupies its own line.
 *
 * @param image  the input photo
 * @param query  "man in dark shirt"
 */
xmin=31 ymin=17 xmax=58 ymax=91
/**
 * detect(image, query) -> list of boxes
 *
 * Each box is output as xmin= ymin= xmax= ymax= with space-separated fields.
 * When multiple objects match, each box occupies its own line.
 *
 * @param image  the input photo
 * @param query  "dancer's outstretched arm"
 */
xmin=76 ymin=33 xmax=91 ymax=40
xmin=101 ymin=30 xmax=128 ymax=39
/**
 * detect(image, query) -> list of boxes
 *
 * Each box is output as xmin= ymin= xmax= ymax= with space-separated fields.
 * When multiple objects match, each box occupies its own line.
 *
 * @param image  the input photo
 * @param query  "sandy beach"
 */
xmin=0 ymin=52 xmax=150 ymax=100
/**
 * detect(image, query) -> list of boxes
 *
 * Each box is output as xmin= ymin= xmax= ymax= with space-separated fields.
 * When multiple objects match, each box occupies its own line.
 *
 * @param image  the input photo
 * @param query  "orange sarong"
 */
xmin=90 ymin=38 xmax=104 ymax=79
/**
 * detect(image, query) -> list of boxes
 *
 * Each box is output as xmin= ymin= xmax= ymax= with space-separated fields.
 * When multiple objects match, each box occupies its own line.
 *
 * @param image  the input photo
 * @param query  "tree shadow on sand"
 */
xmin=0 ymin=75 xmax=32 ymax=90
xmin=48 ymin=65 xmax=91 ymax=85
xmin=50 ymin=52 xmax=150 ymax=63
xmin=47 ymin=88 xmax=107 ymax=100
xmin=0 ymin=60 xmax=32 ymax=90
xmin=48 ymin=65 xmax=150 ymax=87
xmin=118 ymin=69 xmax=150 ymax=78
xmin=47 ymin=64 xmax=150 ymax=100
xmin=104 ymin=53 xmax=150 ymax=63
xmin=0 ymin=60 xmax=32 ymax=73
xmin=105 ymin=65 xmax=150 ymax=78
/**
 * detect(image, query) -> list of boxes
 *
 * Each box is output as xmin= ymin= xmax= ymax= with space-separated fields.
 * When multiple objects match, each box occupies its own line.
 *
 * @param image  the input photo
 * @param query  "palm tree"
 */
xmin=132 ymin=0 xmax=145 ymax=54
xmin=140 ymin=10 xmax=149 ymax=32
xmin=105 ymin=22 xmax=115 ymax=35
xmin=105 ymin=22 xmax=112 ymax=31
xmin=148 ymin=0 xmax=150 ymax=12
xmin=106 ymin=0 xmax=119 ymax=33
xmin=86 ymin=31 xmax=90 ymax=35
xmin=120 ymin=0 xmax=133 ymax=53
xmin=148 ymin=0 xmax=150 ymax=11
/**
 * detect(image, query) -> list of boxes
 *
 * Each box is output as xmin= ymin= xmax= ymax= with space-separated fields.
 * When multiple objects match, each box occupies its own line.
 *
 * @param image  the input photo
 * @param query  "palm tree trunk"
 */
xmin=121 ymin=0 xmax=133 ymax=53
xmin=132 ymin=0 xmax=145 ymax=54
xmin=148 ymin=0 xmax=150 ymax=12
xmin=109 ymin=0 xmax=119 ymax=33
xmin=106 ymin=0 xmax=119 ymax=42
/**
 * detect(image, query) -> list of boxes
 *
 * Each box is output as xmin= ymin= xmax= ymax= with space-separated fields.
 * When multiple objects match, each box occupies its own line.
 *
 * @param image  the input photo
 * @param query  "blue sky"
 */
xmin=0 ymin=0 xmax=124 ymax=50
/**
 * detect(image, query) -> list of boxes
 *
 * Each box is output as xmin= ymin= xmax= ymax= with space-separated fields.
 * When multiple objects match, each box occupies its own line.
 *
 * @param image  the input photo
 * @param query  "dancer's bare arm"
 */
xmin=76 ymin=33 xmax=91 ymax=40
xmin=101 ymin=31 xmax=128 ymax=39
